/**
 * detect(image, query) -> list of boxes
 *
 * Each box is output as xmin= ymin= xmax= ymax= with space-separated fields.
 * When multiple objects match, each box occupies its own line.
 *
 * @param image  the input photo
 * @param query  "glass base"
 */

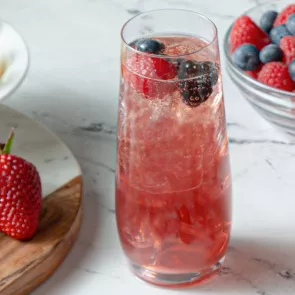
xmin=130 ymin=256 xmax=225 ymax=288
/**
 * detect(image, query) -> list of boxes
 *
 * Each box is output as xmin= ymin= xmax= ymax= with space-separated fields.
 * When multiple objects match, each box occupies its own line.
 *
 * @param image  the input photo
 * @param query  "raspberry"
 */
xmin=274 ymin=4 xmax=295 ymax=26
xmin=123 ymin=54 xmax=177 ymax=99
xmin=258 ymin=62 xmax=295 ymax=91
xmin=230 ymin=15 xmax=271 ymax=52
xmin=280 ymin=36 xmax=295 ymax=64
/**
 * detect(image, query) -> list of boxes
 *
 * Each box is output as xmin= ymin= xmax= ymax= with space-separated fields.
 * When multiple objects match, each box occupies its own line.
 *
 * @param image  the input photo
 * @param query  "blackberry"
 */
xmin=178 ymin=60 xmax=218 ymax=107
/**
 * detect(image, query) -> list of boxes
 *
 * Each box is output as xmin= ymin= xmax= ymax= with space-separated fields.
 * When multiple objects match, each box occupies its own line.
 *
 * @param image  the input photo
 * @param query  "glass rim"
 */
xmin=120 ymin=8 xmax=218 ymax=59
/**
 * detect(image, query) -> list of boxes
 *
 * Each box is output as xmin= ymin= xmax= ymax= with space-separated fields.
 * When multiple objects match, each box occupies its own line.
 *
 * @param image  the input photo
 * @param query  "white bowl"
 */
xmin=0 ymin=20 xmax=29 ymax=101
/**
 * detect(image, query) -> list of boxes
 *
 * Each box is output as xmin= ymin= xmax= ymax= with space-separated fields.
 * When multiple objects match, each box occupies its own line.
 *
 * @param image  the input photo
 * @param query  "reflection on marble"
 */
xmin=0 ymin=0 xmax=294 ymax=294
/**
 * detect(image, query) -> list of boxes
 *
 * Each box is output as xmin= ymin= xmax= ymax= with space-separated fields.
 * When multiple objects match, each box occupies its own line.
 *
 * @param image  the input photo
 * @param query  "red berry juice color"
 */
xmin=116 ymin=36 xmax=232 ymax=286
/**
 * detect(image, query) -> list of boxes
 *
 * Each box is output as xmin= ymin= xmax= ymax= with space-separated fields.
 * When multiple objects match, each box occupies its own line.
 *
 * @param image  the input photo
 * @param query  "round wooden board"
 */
xmin=0 ymin=104 xmax=82 ymax=295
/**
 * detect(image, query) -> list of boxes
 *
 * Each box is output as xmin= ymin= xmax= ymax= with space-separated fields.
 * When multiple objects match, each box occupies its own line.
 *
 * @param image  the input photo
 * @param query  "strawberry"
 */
xmin=0 ymin=130 xmax=42 ymax=240
xmin=274 ymin=4 xmax=295 ymax=27
xmin=230 ymin=15 xmax=271 ymax=52
xmin=280 ymin=36 xmax=295 ymax=64
xmin=258 ymin=62 xmax=295 ymax=91
xmin=123 ymin=53 xmax=177 ymax=99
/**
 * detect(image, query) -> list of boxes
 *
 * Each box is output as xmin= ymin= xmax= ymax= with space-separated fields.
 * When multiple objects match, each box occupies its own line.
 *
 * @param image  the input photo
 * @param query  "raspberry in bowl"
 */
xmin=224 ymin=0 xmax=295 ymax=138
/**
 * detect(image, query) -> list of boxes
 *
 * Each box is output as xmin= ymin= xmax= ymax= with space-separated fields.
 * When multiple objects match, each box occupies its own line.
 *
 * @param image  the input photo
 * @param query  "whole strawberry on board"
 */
xmin=0 ymin=129 xmax=42 ymax=240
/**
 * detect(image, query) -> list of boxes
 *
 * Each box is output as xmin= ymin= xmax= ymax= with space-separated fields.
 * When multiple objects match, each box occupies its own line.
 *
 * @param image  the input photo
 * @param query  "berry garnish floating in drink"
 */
xmin=0 ymin=129 xmax=42 ymax=240
xmin=135 ymin=39 xmax=165 ymax=54
xmin=178 ymin=60 xmax=219 ymax=107
xmin=124 ymin=53 xmax=177 ymax=99
xmin=124 ymin=36 xmax=219 ymax=106
xmin=230 ymin=4 xmax=295 ymax=91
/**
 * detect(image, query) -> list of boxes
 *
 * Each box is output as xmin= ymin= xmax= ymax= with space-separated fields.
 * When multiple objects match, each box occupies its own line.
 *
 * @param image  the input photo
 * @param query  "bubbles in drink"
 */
xmin=116 ymin=35 xmax=231 ymax=278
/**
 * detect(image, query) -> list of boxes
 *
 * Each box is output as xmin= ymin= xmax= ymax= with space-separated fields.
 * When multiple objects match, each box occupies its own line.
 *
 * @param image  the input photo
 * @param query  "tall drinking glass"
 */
xmin=116 ymin=9 xmax=232 ymax=287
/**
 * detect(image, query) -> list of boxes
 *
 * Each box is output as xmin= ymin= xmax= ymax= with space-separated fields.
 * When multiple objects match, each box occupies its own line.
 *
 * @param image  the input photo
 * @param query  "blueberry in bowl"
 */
xmin=260 ymin=10 xmax=278 ymax=33
xmin=289 ymin=59 xmax=295 ymax=81
xmin=223 ymin=0 xmax=295 ymax=138
xmin=286 ymin=13 xmax=295 ymax=34
xmin=233 ymin=44 xmax=260 ymax=71
xmin=259 ymin=44 xmax=283 ymax=63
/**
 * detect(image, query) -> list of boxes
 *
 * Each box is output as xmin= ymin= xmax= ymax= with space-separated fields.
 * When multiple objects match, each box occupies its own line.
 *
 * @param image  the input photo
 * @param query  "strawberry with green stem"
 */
xmin=0 ymin=129 xmax=42 ymax=240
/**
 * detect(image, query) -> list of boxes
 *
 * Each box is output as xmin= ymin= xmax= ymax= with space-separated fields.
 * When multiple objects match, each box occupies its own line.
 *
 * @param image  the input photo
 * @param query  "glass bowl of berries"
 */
xmin=224 ymin=0 xmax=295 ymax=137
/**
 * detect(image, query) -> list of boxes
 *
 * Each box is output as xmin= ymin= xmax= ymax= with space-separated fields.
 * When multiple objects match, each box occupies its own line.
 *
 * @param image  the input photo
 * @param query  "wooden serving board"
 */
xmin=0 ymin=105 xmax=82 ymax=295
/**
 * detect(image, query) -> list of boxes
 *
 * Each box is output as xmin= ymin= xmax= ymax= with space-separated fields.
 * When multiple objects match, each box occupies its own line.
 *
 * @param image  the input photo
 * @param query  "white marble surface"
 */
xmin=0 ymin=0 xmax=295 ymax=294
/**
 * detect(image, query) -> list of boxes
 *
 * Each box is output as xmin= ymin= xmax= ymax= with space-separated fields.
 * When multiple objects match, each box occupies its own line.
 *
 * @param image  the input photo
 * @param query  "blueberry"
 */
xmin=135 ymin=39 xmax=165 ymax=54
xmin=260 ymin=10 xmax=278 ymax=33
xmin=129 ymin=40 xmax=137 ymax=47
xmin=233 ymin=44 xmax=260 ymax=71
xmin=178 ymin=60 xmax=219 ymax=107
xmin=269 ymin=24 xmax=290 ymax=44
xmin=288 ymin=60 xmax=295 ymax=82
xmin=286 ymin=14 xmax=295 ymax=35
xmin=259 ymin=44 xmax=283 ymax=63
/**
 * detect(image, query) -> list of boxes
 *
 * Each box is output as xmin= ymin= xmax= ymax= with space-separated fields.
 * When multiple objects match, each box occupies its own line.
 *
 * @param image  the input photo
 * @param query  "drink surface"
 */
xmin=116 ymin=35 xmax=231 ymax=275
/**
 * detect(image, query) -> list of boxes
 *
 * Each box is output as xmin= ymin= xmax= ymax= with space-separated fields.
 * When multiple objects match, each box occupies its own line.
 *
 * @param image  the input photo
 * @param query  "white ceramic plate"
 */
xmin=0 ymin=104 xmax=81 ymax=197
xmin=0 ymin=104 xmax=83 ymax=294
xmin=0 ymin=21 xmax=29 ymax=101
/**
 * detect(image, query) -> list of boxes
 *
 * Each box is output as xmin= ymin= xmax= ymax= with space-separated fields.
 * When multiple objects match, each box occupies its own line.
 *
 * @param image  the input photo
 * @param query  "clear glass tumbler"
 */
xmin=116 ymin=9 xmax=232 ymax=287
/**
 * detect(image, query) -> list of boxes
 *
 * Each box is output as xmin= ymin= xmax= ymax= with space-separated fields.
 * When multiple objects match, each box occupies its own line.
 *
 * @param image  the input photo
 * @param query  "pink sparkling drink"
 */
xmin=116 ymin=10 xmax=232 ymax=287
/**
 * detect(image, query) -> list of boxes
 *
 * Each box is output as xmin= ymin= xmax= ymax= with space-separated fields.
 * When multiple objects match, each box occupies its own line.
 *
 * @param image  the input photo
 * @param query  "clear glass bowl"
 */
xmin=223 ymin=0 xmax=295 ymax=138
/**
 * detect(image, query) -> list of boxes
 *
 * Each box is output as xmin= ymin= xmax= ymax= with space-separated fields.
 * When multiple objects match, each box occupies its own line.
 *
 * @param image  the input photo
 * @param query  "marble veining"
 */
xmin=0 ymin=0 xmax=294 ymax=294
xmin=78 ymin=122 xmax=117 ymax=135
xmin=228 ymin=138 xmax=295 ymax=146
